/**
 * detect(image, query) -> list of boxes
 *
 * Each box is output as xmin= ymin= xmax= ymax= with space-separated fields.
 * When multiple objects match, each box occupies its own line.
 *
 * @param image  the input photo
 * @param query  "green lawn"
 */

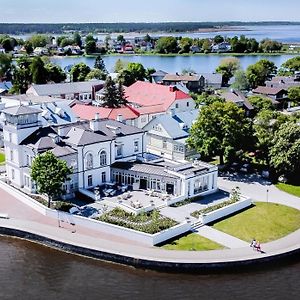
xmin=0 ymin=153 xmax=5 ymax=165
xmin=276 ymin=183 xmax=300 ymax=198
xmin=161 ymin=233 xmax=224 ymax=251
xmin=213 ymin=203 xmax=300 ymax=243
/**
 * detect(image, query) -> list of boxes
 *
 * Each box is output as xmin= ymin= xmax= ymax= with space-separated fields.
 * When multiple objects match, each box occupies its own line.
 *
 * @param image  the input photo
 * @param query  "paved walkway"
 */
xmin=0 ymin=175 xmax=299 ymax=267
xmin=194 ymin=226 xmax=249 ymax=249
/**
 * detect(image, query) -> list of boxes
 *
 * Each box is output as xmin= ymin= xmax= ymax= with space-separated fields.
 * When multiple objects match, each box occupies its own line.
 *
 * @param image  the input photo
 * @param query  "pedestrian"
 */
xmin=250 ymin=238 xmax=256 ymax=249
xmin=256 ymin=241 xmax=261 ymax=252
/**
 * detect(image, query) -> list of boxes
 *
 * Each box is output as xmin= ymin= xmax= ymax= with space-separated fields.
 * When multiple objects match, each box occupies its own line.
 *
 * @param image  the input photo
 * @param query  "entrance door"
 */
xmin=139 ymin=178 xmax=147 ymax=190
xmin=166 ymin=183 xmax=174 ymax=195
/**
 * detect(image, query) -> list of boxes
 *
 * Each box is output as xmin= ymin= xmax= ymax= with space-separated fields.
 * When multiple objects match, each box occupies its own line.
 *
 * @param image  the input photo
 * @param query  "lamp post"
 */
xmin=266 ymin=188 xmax=269 ymax=204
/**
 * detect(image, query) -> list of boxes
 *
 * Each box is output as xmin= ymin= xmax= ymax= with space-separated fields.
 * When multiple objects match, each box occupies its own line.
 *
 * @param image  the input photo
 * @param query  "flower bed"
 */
xmin=191 ymin=198 xmax=239 ymax=218
xmin=97 ymin=207 xmax=178 ymax=234
xmin=170 ymin=195 xmax=203 ymax=207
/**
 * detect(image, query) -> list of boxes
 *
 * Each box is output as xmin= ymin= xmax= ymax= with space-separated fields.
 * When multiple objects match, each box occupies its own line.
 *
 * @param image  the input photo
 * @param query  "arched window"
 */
xmin=100 ymin=150 xmax=107 ymax=166
xmin=85 ymin=153 xmax=93 ymax=170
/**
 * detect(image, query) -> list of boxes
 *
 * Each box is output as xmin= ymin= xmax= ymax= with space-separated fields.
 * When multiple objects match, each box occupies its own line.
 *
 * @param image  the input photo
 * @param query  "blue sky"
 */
xmin=2 ymin=0 xmax=300 ymax=23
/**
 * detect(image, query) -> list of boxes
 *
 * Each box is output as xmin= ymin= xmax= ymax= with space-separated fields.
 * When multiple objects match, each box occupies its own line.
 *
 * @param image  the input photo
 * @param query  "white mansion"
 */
xmin=2 ymin=105 xmax=218 ymax=200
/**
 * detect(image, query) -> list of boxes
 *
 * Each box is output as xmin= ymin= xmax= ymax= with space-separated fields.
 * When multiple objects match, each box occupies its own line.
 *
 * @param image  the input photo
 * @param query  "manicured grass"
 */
xmin=276 ymin=183 xmax=300 ymax=198
xmin=161 ymin=233 xmax=224 ymax=251
xmin=213 ymin=203 xmax=300 ymax=243
xmin=0 ymin=153 xmax=5 ymax=165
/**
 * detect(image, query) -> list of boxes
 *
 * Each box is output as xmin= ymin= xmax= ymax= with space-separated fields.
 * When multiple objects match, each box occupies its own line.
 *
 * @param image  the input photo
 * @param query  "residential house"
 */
xmin=0 ymin=81 xmax=13 ymax=95
xmin=265 ymin=74 xmax=300 ymax=89
xmin=252 ymin=86 xmax=288 ymax=105
xmin=221 ymin=89 xmax=254 ymax=116
xmin=33 ymin=47 xmax=49 ymax=56
xmin=2 ymin=105 xmax=218 ymax=200
xmin=124 ymin=81 xmax=196 ymax=128
xmin=200 ymin=73 xmax=223 ymax=89
xmin=211 ymin=42 xmax=231 ymax=53
xmin=143 ymin=109 xmax=199 ymax=162
xmin=26 ymin=80 xmax=104 ymax=102
xmin=151 ymin=70 xmax=168 ymax=84
xmin=162 ymin=73 xmax=205 ymax=92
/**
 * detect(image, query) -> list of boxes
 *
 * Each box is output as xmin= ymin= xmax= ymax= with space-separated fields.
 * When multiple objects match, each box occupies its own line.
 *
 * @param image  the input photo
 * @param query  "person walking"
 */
xmin=250 ymin=238 xmax=256 ymax=249
xmin=256 ymin=241 xmax=261 ymax=252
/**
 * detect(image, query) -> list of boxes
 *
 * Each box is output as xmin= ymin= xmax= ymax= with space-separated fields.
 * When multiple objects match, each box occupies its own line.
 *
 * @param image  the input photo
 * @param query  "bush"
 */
xmin=53 ymin=201 xmax=74 ymax=212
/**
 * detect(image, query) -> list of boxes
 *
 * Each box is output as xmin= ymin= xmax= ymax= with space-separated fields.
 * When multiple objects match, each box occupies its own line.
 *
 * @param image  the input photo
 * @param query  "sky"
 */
xmin=1 ymin=0 xmax=300 ymax=23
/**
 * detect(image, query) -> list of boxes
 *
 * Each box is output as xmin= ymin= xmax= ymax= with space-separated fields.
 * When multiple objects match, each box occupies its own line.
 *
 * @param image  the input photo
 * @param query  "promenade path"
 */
xmin=194 ymin=226 xmax=249 ymax=249
xmin=0 ymin=176 xmax=299 ymax=267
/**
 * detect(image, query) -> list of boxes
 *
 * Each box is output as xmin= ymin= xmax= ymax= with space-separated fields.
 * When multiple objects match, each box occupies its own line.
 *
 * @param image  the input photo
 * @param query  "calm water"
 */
xmin=0 ymin=237 xmax=299 ymax=300
xmin=51 ymin=54 xmax=298 ymax=73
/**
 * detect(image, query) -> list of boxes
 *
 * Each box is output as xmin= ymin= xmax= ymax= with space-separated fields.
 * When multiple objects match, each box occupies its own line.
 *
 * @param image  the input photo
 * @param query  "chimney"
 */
xmin=57 ymin=126 xmax=69 ymax=137
xmin=117 ymin=114 xmax=123 ymax=123
xmin=95 ymin=113 xmax=100 ymax=120
xmin=169 ymin=86 xmax=175 ymax=92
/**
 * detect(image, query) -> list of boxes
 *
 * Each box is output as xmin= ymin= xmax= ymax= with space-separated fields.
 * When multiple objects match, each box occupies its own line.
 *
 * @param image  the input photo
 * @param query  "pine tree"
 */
xmin=94 ymin=55 xmax=107 ymax=73
xmin=101 ymin=76 xmax=120 ymax=108
xmin=116 ymin=81 xmax=128 ymax=106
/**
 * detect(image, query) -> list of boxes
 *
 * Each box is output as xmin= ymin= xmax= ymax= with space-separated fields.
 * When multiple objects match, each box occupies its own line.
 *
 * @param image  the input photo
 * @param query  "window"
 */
xmin=100 ymin=150 xmax=107 ymax=166
xmin=162 ymin=139 xmax=167 ymax=149
xmin=187 ymin=102 xmax=189 ymax=107
xmin=11 ymin=169 xmax=15 ymax=180
xmin=116 ymin=145 xmax=123 ymax=157
xmin=175 ymin=103 xmax=179 ymax=109
xmin=10 ymin=150 xmax=14 ymax=161
xmin=26 ymin=154 xmax=30 ymax=166
xmin=101 ymin=171 xmax=106 ymax=183
xmin=134 ymin=140 xmax=139 ymax=152
xmin=8 ymin=133 xmax=12 ymax=142
xmin=85 ymin=153 xmax=93 ymax=170
xmin=141 ymin=116 xmax=147 ymax=123
xmin=88 ymin=175 xmax=93 ymax=187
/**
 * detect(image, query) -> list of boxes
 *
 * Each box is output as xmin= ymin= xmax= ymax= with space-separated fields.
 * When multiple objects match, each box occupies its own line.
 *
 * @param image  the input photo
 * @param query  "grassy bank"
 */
xmin=212 ymin=203 xmax=300 ymax=243
xmin=161 ymin=233 xmax=224 ymax=251
xmin=276 ymin=183 xmax=300 ymax=198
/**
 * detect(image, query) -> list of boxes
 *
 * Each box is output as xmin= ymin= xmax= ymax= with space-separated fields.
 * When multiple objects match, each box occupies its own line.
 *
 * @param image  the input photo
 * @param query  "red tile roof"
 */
xmin=124 ymin=81 xmax=191 ymax=111
xmin=71 ymin=103 xmax=140 ymax=121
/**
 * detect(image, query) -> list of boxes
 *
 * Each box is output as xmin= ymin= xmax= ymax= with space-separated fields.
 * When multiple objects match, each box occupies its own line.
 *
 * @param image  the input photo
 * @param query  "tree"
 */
xmin=145 ymin=67 xmax=156 ymax=82
xmin=1 ymin=37 xmax=16 ymax=52
xmin=216 ymin=57 xmax=240 ymax=85
xmin=202 ymin=39 xmax=211 ymax=53
xmin=0 ymin=53 xmax=12 ymax=80
xmin=114 ymin=59 xmax=128 ymax=72
xmin=194 ymin=92 xmax=225 ymax=107
xmin=94 ymin=55 xmax=107 ymax=73
xmin=28 ymin=34 xmax=48 ymax=48
xmin=269 ymin=122 xmax=300 ymax=179
xmin=73 ymin=32 xmax=82 ymax=47
xmin=246 ymin=59 xmax=277 ymax=88
xmin=288 ymin=86 xmax=300 ymax=105
xmin=101 ymin=76 xmax=121 ymax=108
xmin=85 ymin=40 xmax=97 ymax=54
xmin=70 ymin=63 xmax=90 ymax=82
xmin=24 ymin=40 xmax=33 ymax=54
xmin=155 ymin=36 xmax=178 ymax=54
xmin=260 ymin=39 xmax=283 ymax=53
xmin=31 ymin=57 xmax=47 ymax=84
xmin=143 ymin=34 xmax=151 ymax=43
xmin=31 ymin=151 xmax=72 ymax=208
xmin=117 ymin=35 xmax=125 ymax=43
xmin=248 ymin=96 xmax=274 ymax=115
xmin=86 ymin=69 xmax=106 ymax=80
xmin=178 ymin=37 xmax=193 ymax=53
xmin=119 ymin=62 xmax=146 ymax=86
xmin=116 ymin=81 xmax=128 ymax=106
xmin=213 ymin=35 xmax=224 ymax=44
xmin=60 ymin=38 xmax=74 ymax=47
xmin=187 ymin=101 xmax=248 ymax=164
xmin=45 ymin=63 xmax=66 ymax=83
xmin=279 ymin=56 xmax=300 ymax=75
xmin=230 ymin=69 xmax=249 ymax=91
xmin=11 ymin=57 xmax=33 ymax=93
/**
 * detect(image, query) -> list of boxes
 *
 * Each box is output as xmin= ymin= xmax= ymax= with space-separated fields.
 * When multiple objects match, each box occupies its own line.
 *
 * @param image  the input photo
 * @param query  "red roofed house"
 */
xmin=124 ymin=81 xmax=196 ymax=128
xmin=71 ymin=103 xmax=140 ymax=126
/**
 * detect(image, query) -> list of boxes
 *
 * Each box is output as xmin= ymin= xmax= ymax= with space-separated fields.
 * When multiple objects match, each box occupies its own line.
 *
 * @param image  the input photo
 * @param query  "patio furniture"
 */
xmin=110 ymin=189 xmax=116 ymax=196
xmin=121 ymin=185 xmax=128 ymax=192
xmin=103 ymin=189 xmax=110 ymax=197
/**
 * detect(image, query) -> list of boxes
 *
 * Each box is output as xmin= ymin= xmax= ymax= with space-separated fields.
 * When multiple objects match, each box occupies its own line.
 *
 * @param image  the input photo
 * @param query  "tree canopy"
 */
xmin=0 ymin=53 xmax=12 ymax=80
xmin=70 ymin=63 xmax=91 ymax=82
xmin=187 ymin=101 xmax=249 ymax=164
xmin=288 ymin=86 xmax=300 ymax=105
xmin=248 ymin=96 xmax=274 ymax=115
xmin=31 ymin=57 xmax=47 ymax=84
xmin=155 ymin=36 xmax=178 ymax=54
xmin=246 ymin=59 xmax=277 ymax=88
xmin=31 ymin=151 xmax=72 ymax=207
xmin=118 ymin=62 xmax=146 ymax=86
xmin=230 ymin=69 xmax=249 ymax=91
xmin=216 ymin=57 xmax=240 ymax=85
